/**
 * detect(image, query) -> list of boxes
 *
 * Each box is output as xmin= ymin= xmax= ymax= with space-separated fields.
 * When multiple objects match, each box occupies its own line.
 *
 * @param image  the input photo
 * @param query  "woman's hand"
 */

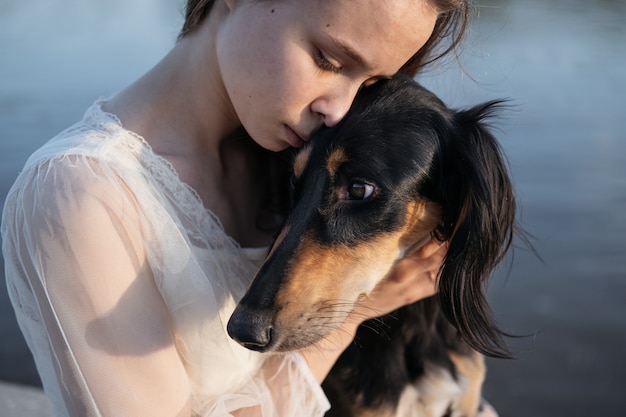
xmin=352 ymin=237 xmax=447 ymax=320
xmin=299 ymin=237 xmax=447 ymax=382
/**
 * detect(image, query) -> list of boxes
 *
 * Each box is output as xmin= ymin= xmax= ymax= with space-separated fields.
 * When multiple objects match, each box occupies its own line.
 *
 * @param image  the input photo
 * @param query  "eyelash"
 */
xmin=314 ymin=48 xmax=341 ymax=73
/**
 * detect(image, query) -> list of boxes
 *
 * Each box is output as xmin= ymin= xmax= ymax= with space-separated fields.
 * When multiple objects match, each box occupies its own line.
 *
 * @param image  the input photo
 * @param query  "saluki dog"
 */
xmin=228 ymin=74 xmax=519 ymax=417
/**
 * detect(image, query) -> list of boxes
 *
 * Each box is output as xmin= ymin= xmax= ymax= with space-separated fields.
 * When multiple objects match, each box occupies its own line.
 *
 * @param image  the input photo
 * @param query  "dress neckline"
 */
xmin=88 ymin=99 xmax=248 ymax=252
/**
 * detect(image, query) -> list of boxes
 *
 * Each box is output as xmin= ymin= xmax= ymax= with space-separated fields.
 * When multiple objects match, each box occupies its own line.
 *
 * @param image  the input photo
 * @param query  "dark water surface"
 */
xmin=1 ymin=1 xmax=625 ymax=416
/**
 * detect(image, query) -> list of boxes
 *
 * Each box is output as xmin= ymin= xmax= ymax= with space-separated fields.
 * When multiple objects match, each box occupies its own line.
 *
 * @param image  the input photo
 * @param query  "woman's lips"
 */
xmin=284 ymin=125 xmax=307 ymax=148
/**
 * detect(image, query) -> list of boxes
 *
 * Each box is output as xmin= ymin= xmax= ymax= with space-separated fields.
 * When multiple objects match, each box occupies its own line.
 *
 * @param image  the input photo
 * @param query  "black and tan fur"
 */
xmin=228 ymin=74 xmax=518 ymax=417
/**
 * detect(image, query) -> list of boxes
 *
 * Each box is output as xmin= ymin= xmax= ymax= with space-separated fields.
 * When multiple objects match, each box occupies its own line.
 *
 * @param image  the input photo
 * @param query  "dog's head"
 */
xmin=228 ymin=74 xmax=516 ymax=357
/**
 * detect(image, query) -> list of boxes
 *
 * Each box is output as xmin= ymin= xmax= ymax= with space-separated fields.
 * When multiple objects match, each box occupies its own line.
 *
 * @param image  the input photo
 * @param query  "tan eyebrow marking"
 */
xmin=327 ymin=147 xmax=348 ymax=178
xmin=293 ymin=146 xmax=312 ymax=178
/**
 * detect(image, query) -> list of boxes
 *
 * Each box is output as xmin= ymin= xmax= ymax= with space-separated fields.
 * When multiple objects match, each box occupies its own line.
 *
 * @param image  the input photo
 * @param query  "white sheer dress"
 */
xmin=1 ymin=100 xmax=330 ymax=417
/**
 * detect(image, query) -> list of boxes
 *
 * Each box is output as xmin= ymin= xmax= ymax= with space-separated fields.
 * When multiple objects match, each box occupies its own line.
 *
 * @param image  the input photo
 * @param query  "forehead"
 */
xmin=304 ymin=0 xmax=438 ymax=75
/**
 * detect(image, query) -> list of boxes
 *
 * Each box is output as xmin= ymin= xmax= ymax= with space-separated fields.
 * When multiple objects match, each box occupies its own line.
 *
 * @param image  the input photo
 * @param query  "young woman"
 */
xmin=2 ymin=0 xmax=497 ymax=416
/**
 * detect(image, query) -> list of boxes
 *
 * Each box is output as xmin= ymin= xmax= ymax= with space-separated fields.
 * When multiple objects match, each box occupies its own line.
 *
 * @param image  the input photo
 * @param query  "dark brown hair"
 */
xmin=178 ymin=0 xmax=471 ymax=76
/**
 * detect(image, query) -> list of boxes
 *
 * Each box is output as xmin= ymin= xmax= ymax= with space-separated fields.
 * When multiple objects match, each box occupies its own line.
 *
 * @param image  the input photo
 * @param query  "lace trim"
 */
xmin=85 ymin=99 xmax=240 ymax=251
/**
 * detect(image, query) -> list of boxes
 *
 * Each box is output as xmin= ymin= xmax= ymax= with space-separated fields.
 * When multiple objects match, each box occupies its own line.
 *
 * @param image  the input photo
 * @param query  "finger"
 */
xmin=406 ymin=236 xmax=447 ymax=260
xmin=383 ymin=257 xmax=438 ymax=297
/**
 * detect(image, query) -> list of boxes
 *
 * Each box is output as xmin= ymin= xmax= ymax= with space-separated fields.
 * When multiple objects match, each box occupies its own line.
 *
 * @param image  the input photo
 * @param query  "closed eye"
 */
xmin=315 ymin=48 xmax=342 ymax=73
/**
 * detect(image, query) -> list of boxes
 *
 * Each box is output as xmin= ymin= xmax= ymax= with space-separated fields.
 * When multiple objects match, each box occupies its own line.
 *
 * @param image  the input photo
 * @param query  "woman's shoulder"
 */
xmin=6 ymin=98 xmax=160 ymax=202
xmin=3 ymin=100 xmax=153 ymax=219
xmin=24 ymin=99 xmax=146 ymax=168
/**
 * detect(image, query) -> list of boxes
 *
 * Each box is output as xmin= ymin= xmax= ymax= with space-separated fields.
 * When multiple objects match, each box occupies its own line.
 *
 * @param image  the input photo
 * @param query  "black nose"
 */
xmin=227 ymin=306 xmax=275 ymax=352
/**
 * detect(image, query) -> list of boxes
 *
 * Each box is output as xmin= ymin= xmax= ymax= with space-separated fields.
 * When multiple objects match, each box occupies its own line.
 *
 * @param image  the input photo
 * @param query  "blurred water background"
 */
xmin=1 ymin=1 xmax=624 ymax=416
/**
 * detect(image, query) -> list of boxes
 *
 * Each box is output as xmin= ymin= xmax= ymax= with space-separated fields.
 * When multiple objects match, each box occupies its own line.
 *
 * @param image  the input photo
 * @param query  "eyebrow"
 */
xmin=327 ymin=36 xmax=374 ymax=72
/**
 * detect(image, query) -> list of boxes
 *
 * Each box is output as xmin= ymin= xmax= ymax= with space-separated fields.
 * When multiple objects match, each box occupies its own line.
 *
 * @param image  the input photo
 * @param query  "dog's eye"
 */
xmin=347 ymin=181 xmax=375 ymax=200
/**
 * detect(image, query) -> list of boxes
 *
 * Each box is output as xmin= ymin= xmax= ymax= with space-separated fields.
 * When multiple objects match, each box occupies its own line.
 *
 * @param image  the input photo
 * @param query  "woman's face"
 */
xmin=216 ymin=0 xmax=438 ymax=151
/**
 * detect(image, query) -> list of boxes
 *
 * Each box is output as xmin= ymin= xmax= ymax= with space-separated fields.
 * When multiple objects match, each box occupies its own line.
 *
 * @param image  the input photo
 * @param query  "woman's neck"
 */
xmin=103 ymin=5 xmax=238 ymax=163
xmin=101 ymin=7 xmax=277 ymax=248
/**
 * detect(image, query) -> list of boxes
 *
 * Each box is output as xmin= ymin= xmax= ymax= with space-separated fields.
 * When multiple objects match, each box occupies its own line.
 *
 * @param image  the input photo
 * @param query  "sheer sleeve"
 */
xmin=3 ymin=156 xmax=192 ymax=416
xmin=2 ymin=136 xmax=329 ymax=416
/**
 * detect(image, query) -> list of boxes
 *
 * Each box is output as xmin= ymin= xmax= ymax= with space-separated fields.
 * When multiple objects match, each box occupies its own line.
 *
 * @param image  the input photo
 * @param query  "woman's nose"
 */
xmin=310 ymin=82 xmax=360 ymax=127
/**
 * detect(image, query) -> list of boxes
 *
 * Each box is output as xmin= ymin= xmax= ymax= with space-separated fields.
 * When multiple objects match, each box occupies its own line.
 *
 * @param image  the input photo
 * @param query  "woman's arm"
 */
xmin=3 ymin=157 xmax=192 ymax=416
xmin=3 ymin=155 xmax=334 ymax=417
xmin=3 ymin=148 xmax=447 ymax=416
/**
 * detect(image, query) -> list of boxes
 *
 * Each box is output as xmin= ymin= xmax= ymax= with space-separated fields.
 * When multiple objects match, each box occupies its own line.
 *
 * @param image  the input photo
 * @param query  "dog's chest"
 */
xmin=394 ymin=369 xmax=466 ymax=417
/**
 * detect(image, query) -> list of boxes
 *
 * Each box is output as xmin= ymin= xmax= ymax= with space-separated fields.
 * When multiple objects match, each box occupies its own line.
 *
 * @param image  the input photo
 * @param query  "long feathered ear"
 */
xmin=435 ymin=100 xmax=516 ymax=358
